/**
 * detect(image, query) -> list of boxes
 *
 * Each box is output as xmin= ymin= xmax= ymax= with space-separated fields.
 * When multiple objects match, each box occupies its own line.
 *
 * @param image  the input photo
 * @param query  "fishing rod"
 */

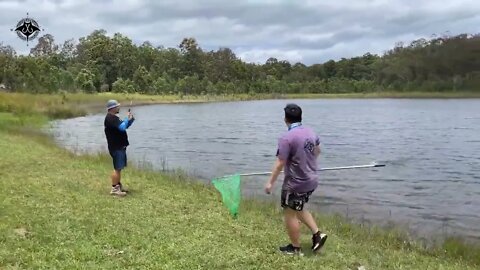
xmin=237 ymin=162 xmax=385 ymax=177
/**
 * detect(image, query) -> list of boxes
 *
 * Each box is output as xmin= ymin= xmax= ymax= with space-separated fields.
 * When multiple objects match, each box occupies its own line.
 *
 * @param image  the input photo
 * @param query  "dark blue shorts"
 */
xmin=109 ymin=148 xmax=127 ymax=171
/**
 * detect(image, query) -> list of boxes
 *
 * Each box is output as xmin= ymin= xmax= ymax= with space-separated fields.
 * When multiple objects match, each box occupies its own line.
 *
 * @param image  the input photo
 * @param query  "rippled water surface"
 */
xmin=49 ymin=99 xmax=480 ymax=240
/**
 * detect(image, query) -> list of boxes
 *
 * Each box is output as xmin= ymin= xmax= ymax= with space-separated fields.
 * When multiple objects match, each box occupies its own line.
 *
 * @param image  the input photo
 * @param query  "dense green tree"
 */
xmin=1 ymin=30 xmax=479 ymax=95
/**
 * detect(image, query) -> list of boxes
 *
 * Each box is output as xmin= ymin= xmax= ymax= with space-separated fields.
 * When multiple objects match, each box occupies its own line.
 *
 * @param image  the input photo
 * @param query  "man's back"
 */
xmin=265 ymin=103 xmax=328 ymax=255
xmin=104 ymin=113 xmax=129 ymax=152
xmin=278 ymin=124 xmax=320 ymax=193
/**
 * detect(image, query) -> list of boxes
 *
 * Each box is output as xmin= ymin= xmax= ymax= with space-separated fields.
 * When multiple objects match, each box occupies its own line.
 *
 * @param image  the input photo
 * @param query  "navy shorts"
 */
xmin=281 ymin=189 xmax=314 ymax=211
xmin=109 ymin=148 xmax=127 ymax=171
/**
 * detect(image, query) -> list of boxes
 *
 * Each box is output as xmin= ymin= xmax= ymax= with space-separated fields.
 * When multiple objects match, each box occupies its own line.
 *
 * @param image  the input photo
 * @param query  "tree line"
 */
xmin=1 ymin=30 xmax=479 ymax=95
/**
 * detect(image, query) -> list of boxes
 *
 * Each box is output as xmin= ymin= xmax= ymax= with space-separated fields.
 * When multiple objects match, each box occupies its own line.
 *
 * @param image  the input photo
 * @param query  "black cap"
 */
xmin=284 ymin=103 xmax=302 ymax=122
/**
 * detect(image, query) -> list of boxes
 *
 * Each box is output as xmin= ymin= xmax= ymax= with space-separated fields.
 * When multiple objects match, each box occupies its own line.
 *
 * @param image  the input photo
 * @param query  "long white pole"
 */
xmin=237 ymin=163 xmax=385 ymax=177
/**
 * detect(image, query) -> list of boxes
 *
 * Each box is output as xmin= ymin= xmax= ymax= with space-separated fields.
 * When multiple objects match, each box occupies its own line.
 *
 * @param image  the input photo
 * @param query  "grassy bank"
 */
xmin=0 ymin=122 xmax=478 ymax=269
xmin=0 ymin=94 xmax=479 ymax=269
xmin=1 ymin=90 xmax=479 ymax=118
xmin=0 ymin=92 xmax=235 ymax=119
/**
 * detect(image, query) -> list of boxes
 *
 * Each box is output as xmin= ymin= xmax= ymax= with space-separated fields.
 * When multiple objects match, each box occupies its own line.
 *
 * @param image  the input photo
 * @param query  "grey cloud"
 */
xmin=0 ymin=0 xmax=479 ymax=64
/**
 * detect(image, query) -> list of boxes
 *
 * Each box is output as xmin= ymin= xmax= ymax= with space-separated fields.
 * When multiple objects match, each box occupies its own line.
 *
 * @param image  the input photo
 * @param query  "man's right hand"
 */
xmin=264 ymin=182 xmax=273 ymax=194
xmin=128 ymin=112 xmax=134 ymax=121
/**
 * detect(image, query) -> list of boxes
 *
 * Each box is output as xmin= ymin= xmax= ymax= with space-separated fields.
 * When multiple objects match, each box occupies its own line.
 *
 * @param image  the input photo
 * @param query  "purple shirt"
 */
xmin=277 ymin=123 xmax=320 ymax=193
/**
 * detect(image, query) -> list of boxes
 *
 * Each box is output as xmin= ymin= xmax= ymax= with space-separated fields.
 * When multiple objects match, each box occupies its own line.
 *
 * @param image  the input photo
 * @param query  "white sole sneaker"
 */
xmin=313 ymin=233 xmax=328 ymax=252
xmin=110 ymin=189 xmax=127 ymax=197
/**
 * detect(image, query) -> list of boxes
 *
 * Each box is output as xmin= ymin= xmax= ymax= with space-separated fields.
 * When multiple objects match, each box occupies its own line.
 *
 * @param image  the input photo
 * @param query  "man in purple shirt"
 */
xmin=264 ymin=103 xmax=328 ymax=256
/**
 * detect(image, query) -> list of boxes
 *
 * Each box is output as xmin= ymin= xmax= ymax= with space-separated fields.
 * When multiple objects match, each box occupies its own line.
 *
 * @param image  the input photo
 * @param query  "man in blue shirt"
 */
xmin=104 ymin=100 xmax=135 ymax=196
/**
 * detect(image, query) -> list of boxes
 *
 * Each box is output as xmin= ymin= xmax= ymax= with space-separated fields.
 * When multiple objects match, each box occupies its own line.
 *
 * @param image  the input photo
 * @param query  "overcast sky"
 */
xmin=1 ymin=0 xmax=479 ymax=65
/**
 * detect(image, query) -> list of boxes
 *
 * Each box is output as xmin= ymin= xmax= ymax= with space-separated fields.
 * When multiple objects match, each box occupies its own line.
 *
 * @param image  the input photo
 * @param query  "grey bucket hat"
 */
xmin=106 ymin=99 xmax=120 ymax=110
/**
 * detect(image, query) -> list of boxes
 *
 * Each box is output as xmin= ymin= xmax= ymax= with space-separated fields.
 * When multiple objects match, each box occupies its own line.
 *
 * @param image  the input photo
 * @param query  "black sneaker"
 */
xmin=279 ymin=244 xmax=304 ymax=256
xmin=312 ymin=231 xmax=328 ymax=252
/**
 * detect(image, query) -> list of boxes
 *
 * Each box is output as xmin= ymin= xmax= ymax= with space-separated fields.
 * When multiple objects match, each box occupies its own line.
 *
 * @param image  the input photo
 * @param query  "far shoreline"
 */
xmin=281 ymin=91 xmax=480 ymax=99
xmin=1 ymin=91 xmax=479 ymax=119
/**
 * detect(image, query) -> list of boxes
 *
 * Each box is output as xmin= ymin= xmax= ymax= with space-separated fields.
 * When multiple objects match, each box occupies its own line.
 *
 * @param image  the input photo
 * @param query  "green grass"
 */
xmin=0 ymin=130 xmax=478 ymax=270
xmin=1 ymin=93 xmax=480 ymax=269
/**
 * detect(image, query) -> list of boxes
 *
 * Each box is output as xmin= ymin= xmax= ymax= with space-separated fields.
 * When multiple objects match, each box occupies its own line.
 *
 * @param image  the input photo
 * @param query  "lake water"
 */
xmin=49 ymin=99 xmax=480 ymax=242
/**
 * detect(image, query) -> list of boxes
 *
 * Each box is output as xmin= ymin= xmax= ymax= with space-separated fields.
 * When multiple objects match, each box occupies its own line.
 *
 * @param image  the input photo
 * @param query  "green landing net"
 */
xmin=212 ymin=174 xmax=241 ymax=218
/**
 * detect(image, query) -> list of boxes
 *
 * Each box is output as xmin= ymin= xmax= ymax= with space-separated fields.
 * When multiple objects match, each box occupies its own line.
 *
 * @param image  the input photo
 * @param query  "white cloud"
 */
xmin=238 ymin=49 xmax=304 ymax=64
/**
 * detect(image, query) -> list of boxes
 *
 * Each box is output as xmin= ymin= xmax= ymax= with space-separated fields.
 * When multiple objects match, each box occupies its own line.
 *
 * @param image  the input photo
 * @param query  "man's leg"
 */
xmin=110 ymin=150 xmax=126 ymax=196
xmin=118 ymin=149 xmax=128 ymax=192
xmin=111 ymin=169 xmax=121 ymax=186
xmin=279 ymin=190 xmax=303 ymax=255
xmin=284 ymin=208 xmax=301 ymax=247
xmin=297 ymin=210 xmax=318 ymax=234
xmin=296 ymin=192 xmax=327 ymax=252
